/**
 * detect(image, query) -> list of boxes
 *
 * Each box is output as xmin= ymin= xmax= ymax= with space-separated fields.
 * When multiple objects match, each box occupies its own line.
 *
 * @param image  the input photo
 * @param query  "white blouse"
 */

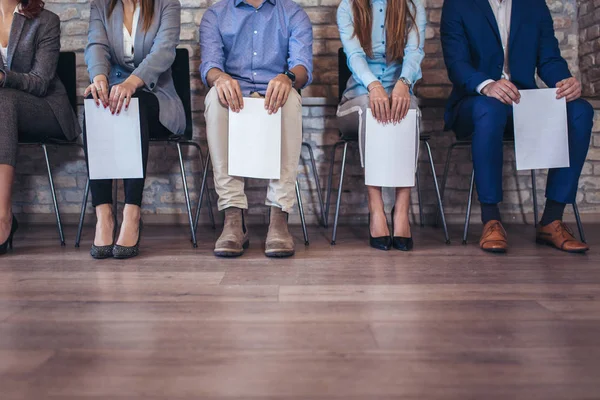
xmin=123 ymin=5 xmax=140 ymax=66
xmin=0 ymin=46 xmax=7 ymax=68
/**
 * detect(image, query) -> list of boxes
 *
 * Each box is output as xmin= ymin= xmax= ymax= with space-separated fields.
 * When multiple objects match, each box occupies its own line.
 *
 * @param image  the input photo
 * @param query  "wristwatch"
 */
xmin=284 ymin=70 xmax=296 ymax=85
xmin=398 ymin=77 xmax=411 ymax=88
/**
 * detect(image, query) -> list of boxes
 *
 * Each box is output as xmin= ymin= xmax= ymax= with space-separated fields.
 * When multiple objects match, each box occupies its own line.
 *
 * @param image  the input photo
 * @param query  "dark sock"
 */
xmin=540 ymin=199 xmax=566 ymax=226
xmin=481 ymin=203 xmax=501 ymax=225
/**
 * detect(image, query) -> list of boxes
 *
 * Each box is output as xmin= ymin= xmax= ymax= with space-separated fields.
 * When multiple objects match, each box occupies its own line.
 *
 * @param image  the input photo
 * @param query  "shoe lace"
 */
xmin=556 ymin=222 xmax=575 ymax=240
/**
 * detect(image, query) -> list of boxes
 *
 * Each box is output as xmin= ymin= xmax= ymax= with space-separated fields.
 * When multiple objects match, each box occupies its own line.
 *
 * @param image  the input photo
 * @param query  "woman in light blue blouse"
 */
xmin=337 ymin=0 xmax=426 ymax=251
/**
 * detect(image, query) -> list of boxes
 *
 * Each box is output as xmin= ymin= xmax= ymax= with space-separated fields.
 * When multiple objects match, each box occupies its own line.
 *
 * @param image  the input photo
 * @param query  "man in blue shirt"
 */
xmin=200 ymin=0 xmax=313 ymax=258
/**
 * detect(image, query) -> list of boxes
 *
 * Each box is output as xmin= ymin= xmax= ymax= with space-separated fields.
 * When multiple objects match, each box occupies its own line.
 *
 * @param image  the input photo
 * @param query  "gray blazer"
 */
xmin=0 ymin=9 xmax=81 ymax=141
xmin=85 ymin=0 xmax=185 ymax=135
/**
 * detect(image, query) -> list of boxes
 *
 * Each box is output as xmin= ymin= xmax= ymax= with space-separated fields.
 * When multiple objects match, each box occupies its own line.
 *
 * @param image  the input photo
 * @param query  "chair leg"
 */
xmin=436 ymin=143 xmax=456 ymax=227
xmin=177 ymin=143 xmax=197 ymax=248
xmin=463 ymin=169 xmax=475 ymax=245
xmin=41 ymin=144 xmax=65 ymax=246
xmin=302 ymin=142 xmax=326 ymax=227
xmin=75 ymin=177 xmax=90 ymax=248
xmin=530 ymin=170 xmax=539 ymax=227
xmin=425 ymin=141 xmax=450 ymax=244
xmin=194 ymin=152 xmax=213 ymax=233
xmin=415 ymin=144 xmax=424 ymax=227
xmin=296 ymin=180 xmax=309 ymax=245
xmin=331 ymin=142 xmax=348 ymax=245
xmin=200 ymin=148 xmax=216 ymax=229
xmin=572 ymin=202 xmax=586 ymax=243
xmin=325 ymin=141 xmax=345 ymax=228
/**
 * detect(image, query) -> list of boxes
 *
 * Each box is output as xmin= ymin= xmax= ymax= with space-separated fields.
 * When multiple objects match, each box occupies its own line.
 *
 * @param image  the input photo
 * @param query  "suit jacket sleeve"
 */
xmin=440 ymin=0 xmax=491 ymax=94
xmin=1 ymin=13 xmax=60 ymax=96
xmin=536 ymin=0 xmax=571 ymax=87
xmin=85 ymin=0 xmax=112 ymax=82
xmin=132 ymin=0 xmax=181 ymax=91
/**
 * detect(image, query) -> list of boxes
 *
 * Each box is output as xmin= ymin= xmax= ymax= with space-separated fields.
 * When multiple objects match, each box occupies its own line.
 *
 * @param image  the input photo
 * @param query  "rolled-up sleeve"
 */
xmin=337 ymin=0 xmax=378 ymax=89
xmin=287 ymin=6 xmax=313 ymax=87
xmin=400 ymin=0 xmax=426 ymax=88
xmin=199 ymin=8 xmax=226 ymax=87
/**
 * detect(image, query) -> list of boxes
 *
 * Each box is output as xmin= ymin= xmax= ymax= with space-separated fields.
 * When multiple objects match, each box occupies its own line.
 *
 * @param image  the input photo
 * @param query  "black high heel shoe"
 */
xmin=91 ymin=220 xmax=117 ymax=259
xmin=368 ymin=213 xmax=391 ymax=251
xmin=0 ymin=215 xmax=19 ymax=256
xmin=113 ymin=220 xmax=143 ymax=259
xmin=391 ymin=207 xmax=413 ymax=251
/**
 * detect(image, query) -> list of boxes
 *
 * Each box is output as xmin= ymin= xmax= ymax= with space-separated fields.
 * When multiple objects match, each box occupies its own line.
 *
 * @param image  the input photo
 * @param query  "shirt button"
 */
xmin=380 ymin=25 xmax=384 ymax=28
xmin=253 ymin=52 xmax=257 ymax=56
xmin=253 ymin=72 xmax=257 ymax=76
xmin=382 ymin=41 xmax=385 ymax=44
xmin=378 ymin=76 xmax=382 ymax=80
xmin=379 ymin=8 xmax=382 ymax=12
xmin=254 ymin=30 xmax=257 ymax=34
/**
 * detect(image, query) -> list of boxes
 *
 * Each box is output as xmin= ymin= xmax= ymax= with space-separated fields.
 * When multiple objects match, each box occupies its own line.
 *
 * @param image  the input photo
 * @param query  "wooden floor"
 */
xmin=1 ymin=222 xmax=599 ymax=399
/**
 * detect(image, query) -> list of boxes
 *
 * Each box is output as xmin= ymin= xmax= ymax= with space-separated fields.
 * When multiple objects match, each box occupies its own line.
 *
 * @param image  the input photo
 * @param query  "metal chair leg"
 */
xmin=194 ymin=152 xmax=213 ymax=233
xmin=296 ymin=180 xmax=309 ymax=245
xmin=572 ymin=202 xmax=586 ymax=243
xmin=325 ymin=141 xmax=345 ymax=228
xmin=331 ymin=142 xmax=348 ymax=245
xmin=41 ymin=144 xmax=65 ymax=246
xmin=177 ymin=143 xmax=197 ymax=248
xmin=75 ymin=177 xmax=90 ymax=248
xmin=302 ymin=142 xmax=326 ymax=227
xmin=199 ymin=147 xmax=215 ymax=229
xmin=436 ymin=143 xmax=457 ymax=226
xmin=415 ymin=143 xmax=424 ymax=227
xmin=183 ymin=141 xmax=215 ymax=231
xmin=425 ymin=141 xmax=450 ymax=244
xmin=531 ymin=170 xmax=538 ymax=227
xmin=463 ymin=169 xmax=475 ymax=245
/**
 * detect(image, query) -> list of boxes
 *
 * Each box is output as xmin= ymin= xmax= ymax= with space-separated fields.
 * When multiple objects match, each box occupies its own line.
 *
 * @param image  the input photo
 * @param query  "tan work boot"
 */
xmin=265 ymin=206 xmax=295 ymax=258
xmin=214 ymin=207 xmax=249 ymax=257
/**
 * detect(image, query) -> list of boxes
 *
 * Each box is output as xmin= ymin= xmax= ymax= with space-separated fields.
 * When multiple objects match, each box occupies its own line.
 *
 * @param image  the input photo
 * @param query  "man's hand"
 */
xmin=214 ymin=72 xmax=244 ymax=112
xmin=390 ymin=80 xmax=411 ymax=123
xmin=481 ymin=79 xmax=521 ymax=105
xmin=108 ymin=75 xmax=142 ymax=115
xmin=0 ymin=71 xmax=5 ymax=85
xmin=556 ymin=77 xmax=581 ymax=102
xmin=265 ymin=74 xmax=293 ymax=115
xmin=368 ymin=82 xmax=391 ymax=124
xmin=84 ymin=75 xmax=110 ymax=108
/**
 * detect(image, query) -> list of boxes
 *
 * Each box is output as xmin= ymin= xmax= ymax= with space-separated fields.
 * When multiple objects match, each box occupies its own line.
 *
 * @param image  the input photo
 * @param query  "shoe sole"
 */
xmin=481 ymin=247 xmax=507 ymax=254
xmin=214 ymin=240 xmax=249 ymax=258
xmin=265 ymin=249 xmax=295 ymax=258
xmin=535 ymin=238 xmax=589 ymax=254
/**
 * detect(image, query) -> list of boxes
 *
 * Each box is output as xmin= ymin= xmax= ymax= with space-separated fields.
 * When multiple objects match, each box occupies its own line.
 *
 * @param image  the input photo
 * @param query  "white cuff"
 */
xmin=476 ymin=79 xmax=495 ymax=94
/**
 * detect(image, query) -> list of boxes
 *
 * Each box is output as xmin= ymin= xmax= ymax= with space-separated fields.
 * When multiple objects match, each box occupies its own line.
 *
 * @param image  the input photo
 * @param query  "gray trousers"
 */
xmin=336 ymin=94 xmax=419 ymax=167
xmin=0 ymin=88 xmax=64 ymax=167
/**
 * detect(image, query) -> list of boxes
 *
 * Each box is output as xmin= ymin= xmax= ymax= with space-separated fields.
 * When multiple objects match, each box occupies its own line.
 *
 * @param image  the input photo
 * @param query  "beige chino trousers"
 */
xmin=204 ymin=87 xmax=303 ymax=214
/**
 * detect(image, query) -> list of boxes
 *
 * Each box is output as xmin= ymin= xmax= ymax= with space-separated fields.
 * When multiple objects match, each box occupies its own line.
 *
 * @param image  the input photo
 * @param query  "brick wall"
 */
xmin=15 ymin=0 xmax=600 ymax=228
xmin=579 ymin=0 xmax=600 ymax=97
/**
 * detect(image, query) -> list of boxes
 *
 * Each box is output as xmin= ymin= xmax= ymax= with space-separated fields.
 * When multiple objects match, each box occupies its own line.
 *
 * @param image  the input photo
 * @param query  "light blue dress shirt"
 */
xmin=337 ymin=0 xmax=426 ymax=100
xmin=200 ymin=0 xmax=313 ymax=96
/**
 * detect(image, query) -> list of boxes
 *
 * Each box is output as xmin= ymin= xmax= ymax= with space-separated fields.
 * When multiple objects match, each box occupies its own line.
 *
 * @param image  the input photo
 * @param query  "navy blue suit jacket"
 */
xmin=440 ymin=0 xmax=572 ymax=130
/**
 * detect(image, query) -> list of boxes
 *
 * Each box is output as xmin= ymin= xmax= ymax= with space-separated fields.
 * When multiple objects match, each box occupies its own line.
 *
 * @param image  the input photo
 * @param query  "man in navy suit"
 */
xmin=440 ymin=0 xmax=593 ymax=254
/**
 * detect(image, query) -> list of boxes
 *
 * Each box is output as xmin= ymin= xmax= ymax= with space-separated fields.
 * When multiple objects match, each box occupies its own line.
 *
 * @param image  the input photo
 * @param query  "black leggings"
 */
xmin=84 ymin=91 xmax=171 ymax=207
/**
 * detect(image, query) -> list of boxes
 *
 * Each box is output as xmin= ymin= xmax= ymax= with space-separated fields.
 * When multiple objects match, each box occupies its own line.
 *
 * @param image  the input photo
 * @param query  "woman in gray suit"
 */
xmin=0 ymin=0 xmax=80 ymax=256
xmin=84 ymin=0 xmax=184 ymax=259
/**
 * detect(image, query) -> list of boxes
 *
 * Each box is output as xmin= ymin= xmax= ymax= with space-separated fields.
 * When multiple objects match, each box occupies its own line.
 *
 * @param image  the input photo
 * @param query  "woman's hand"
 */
xmin=368 ymin=82 xmax=391 ymax=124
xmin=391 ymin=80 xmax=411 ymax=123
xmin=84 ymin=75 xmax=110 ymax=108
xmin=108 ymin=75 xmax=143 ymax=115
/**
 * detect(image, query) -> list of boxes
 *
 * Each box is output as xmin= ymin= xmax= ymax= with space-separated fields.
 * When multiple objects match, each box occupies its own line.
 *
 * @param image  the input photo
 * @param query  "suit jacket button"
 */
xmin=116 ymin=71 xmax=122 ymax=77
xmin=150 ymin=83 xmax=155 ymax=89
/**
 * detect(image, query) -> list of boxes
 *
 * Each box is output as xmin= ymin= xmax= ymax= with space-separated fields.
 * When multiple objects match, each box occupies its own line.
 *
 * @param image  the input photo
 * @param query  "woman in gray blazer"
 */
xmin=0 ymin=0 xmax=80 ymax=256
xmin=84 ymin=0 xmax=185 ymax=259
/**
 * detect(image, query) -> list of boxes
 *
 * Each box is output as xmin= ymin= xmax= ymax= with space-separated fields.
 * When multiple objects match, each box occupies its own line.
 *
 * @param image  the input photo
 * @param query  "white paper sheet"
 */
xmin=365 ymin=109 xmax=418 ymax=187
xmin=228 ymin=97 xmax=281 ymax=180
xmin=513 ymin=88 xmax=569 ymax=171
xmin=84 ymin=98 xmax=143 ymax=180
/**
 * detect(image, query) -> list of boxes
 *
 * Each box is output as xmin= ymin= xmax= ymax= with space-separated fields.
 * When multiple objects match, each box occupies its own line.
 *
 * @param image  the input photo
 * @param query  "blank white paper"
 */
xmin=513 ymin=88 xmax=569 ymax=171
xmin=84 ymin=98 xmax=143 ymax=180
xmin=228 ymin=97 xmax=281 ymax=180
xmin=365 ymin=109 xmax=418 ymax=187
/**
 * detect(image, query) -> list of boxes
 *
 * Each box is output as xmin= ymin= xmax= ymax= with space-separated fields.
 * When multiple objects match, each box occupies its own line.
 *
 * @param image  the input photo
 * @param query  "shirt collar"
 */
xmin=14 ymin=4 xmax=24 ymax=15
xmin=234 ymin=0 xmax=276 ymax=7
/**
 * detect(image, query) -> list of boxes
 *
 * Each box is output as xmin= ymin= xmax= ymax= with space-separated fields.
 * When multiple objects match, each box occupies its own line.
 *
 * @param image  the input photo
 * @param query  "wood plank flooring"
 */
xmin=0 ymin=223 xmax=599 ymax=399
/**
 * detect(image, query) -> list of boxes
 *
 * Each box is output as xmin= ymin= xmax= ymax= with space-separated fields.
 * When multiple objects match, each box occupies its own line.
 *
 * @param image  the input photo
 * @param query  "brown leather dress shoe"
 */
xmin=536 ymin=221 xmax=589 ymax=253
xmin=479 ymin=220 xmax=508 ymax=253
